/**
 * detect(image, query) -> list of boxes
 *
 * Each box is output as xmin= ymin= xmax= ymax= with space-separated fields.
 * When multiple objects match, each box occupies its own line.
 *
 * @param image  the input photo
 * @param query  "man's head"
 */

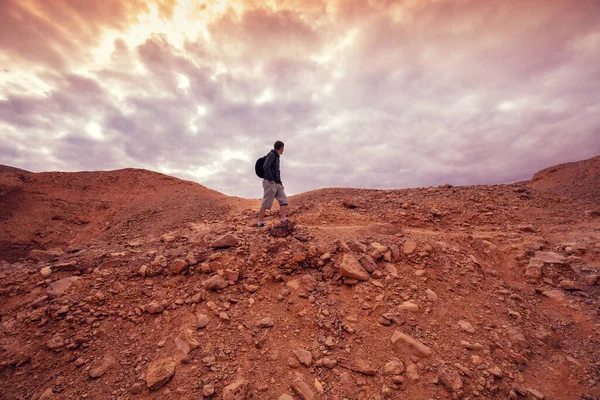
xmin=274 ymin=140 xmax=284 ymax=155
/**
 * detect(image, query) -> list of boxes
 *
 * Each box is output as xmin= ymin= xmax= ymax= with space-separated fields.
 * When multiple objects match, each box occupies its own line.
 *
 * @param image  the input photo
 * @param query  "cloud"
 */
xmin=0 ymin=0 xmax=599 ymax=199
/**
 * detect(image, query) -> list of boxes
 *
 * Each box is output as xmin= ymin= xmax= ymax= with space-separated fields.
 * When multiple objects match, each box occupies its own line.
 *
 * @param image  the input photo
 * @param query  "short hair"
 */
xmin=274 ymin=141 xmax=284 ymax=150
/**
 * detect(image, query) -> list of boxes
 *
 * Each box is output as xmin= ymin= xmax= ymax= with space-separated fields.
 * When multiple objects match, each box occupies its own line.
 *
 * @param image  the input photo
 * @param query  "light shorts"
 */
xmin=261 ymin=179 xmax=288 ymax=209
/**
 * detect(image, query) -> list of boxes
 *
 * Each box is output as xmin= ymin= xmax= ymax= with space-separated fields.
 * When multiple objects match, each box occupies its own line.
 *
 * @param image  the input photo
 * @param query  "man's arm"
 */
xmin=263 ymin=152 xmax=275 ymax=182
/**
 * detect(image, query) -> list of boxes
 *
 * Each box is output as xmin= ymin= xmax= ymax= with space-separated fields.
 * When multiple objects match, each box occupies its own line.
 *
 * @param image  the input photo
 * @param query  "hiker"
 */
xmin=256 ymin=141 xmax=288 ymax=227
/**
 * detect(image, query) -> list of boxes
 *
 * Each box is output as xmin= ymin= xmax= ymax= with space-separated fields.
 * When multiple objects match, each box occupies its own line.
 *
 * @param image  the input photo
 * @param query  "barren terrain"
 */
xmin=1 ymin=155 xmax=599 ymax=400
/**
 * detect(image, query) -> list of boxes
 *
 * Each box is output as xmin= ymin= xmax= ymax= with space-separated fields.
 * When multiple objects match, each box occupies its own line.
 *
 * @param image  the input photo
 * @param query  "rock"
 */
xmin=358 ymin=254 xmax=377 ymax=273
xmin=349 ymin=240 xmax=367 ymax=253
xmin=203 ymin=384 xmax=215 ymax=397
xmin=170 ymin=258 xmax=188 ymax=274
xmin=293 ymin=253 xmax=306 ymax=263
xmin=257 ymin=317 xmax=275 ymax=328
xmin=390 ymin=331 xmax=432 ymax=358
xmin=525 ymin=259 xmax=543 ymax=279
xmin=46 ymin=334 xmax=65 ymax=350
xmin=322 ymin=358 xmax=337 ymax=368
xmin=389 ymin=244 xmax=400 ymax=261
xmin=54 ymin=261 xmax=77 ymax=271
xmin=438 ymin=366 xmax=463 ymax=392
xmin=146 ymin=357 xmax=176 ymax=391
xmin=313 ymin=379 xmax=324 ymax=394
xmin=299 ymin=274 xmax=317 ymax=292
xmin=558 ymin=280 xmax=584 ymax=291
xmin=175 ymin=329 xmax=200 ymax=356
xmin=40 ymin=266 xmax=52 ymax=279
xmin=584 ymin=274 xmax=598 ymax=286
xmin=270 ymin=220 xmax=296 ymax=237
xmin=403 ymin=241 xmax=417 ymax=254
xmin=185 ymin=252 xmax=198 ymax=265
xmin=223 ymin=379 xmax=248 ymax=400
xmin=219 ymin=312 xmax=230 ymax=320
xmin=320 ymin=253 xmax=331 ymax=261
xmin=244 ymin=284 xmax=259 ymax=293
xmin=89 ymin=356 xmax=116 ymax=379
xmin=279 ymin=395 xmax=294 ymax=400
xmin=152 ymin=255 xmax=168 ymax=268
xmin=339 ymin=254 xmax=370 ymax=281
xmin=212 ymin=234 xmax=241 ymax=248
xmin=489 ymin=366 xmax=503 ymax=378
xmin=384 ymin=264 xmax=398 ymax=278
xmin=342 ymin=359 xmax=377 ymax=376
xmin=131 ymin=382 xmax=144 ymax=394
xmin=224 ymin=269 xmax=240 ymax=282
xmin=46 ymin=277 xmax=79 ymax=298
xmin=399 ymin=301 xmax=419 ymax=312
xmin=526 ymin=388 xmax=545 ymax=399
xmin=533 ymin=251 xmax=567 ymax=264
xmin=384 ymin=359 xmax=405 ymax=375
xmin=203 ymin=275 xmax=229 ymax=290
xmin=38 ymin=388 xmax=54 ymax=400
xmin=457 ymin=320 xmax=475 ymax=333
xmin=518 ymin=225 xmax=536 ymax=232
xmin=406 ymin=363 xmax=420 ymax=381
xmin=196 ymin=313 xmax=210 ymax=329
xmin=370 ymin=242 xmax=388 ymax=259
xmin=161 ymin=234 xmax=176 ymax=242
xmin=146 ymin=301 xmax=164 ymax=314
xmin=293 ymin=349 xmax=312 ymax=367
xmin=30 ymin=248 xmax=63 ymax=262
xmin=291 ymin=373 xmax=316 ymax=400
xmin=425 ymin=289 xmax=438 ymax=301
xmin=542 ymin=289 xmax=565 ymax=301
xmin=138 ymin=265 xmax=148 ymax=277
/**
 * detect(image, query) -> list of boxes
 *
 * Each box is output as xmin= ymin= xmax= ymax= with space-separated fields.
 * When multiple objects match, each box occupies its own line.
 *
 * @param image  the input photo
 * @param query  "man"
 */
xmin=258 ymin=140 xmax=288 ymax=227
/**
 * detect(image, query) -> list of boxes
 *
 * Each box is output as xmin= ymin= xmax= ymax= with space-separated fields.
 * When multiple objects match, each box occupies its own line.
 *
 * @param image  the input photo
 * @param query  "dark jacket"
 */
xmin=263 ymin=149 xmax=282 ymax=184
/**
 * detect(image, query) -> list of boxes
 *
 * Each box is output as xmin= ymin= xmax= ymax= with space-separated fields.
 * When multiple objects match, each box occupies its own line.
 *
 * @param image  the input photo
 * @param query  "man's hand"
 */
xmin=269 ymin=180 xmax=275 ymax=185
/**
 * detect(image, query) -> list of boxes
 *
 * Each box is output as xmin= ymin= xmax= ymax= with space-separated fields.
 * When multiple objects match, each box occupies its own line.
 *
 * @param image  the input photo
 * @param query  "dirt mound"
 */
xmin=1 ymin=160 xmax=600 ymax=400
xmin=0 ymin=164 xmax=31 ymax=174
xmin=0 ymin=168 xmax=251 ymax=262
xmin=529 ymin=155 xmax=600 ymax=204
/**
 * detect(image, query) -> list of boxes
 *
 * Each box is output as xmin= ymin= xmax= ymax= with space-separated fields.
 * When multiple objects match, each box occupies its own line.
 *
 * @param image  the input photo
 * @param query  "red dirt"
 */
xmin=1 ymin=156 xmax=599 ymax=400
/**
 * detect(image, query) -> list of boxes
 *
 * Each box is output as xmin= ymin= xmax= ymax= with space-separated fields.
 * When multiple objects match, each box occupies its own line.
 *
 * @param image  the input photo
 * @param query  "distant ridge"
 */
xmin=0 ymin=164 xmax=31 ymax=174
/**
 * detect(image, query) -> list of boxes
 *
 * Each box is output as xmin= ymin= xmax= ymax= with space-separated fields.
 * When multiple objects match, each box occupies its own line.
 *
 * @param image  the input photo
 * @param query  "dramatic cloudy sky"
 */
xmin=1 ymin=0 xmax=599 ymax=197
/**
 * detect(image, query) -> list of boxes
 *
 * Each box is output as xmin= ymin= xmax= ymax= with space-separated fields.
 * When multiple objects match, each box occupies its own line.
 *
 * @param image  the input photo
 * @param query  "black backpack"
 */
xmin=255 ymin=155 xmax=267 ymax=178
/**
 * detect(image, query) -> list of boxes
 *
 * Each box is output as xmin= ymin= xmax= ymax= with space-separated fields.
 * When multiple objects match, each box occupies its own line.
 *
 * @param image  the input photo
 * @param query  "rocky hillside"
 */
xmin=0 ymin=156 xmax=599 ymax=400
xmin=0 ymin=168 xmax=247 ymax=262
xmin=530 ymin=155 xmax=600 ymax=204
xmin=0 ymin=164 xmax=30 ymax=174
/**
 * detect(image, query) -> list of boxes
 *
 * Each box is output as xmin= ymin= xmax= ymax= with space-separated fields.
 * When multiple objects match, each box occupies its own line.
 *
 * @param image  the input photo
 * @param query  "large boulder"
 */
xmin=339 ymin=254 xmax=370 ymax=281
xmin=170 ymin=259 xmax=189 ymax=274
xmin=203 ymin=275 xmax=229 ymax=290
xmin=30 ymin=248 xmax=64 ymax=262
xmin=146 ymin=358 xmax=176 ymax=391
xmin=290 ymin=374 xmax=315 ymax=400
xmin=533 ymin=251 xmax=567 ymax=265
xmin=46 ymin=277 xmax=79 ymax=298
xmin=223 ymin=379 xmax=248 ymax=400
xmin=212 ymin=234 xmax=241 ymax=248
xmin=390 ymin=330 xmax=432 ymax=358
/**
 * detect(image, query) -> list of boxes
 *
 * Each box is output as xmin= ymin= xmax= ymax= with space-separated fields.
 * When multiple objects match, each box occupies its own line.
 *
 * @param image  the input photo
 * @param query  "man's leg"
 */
xmin=258 ymin=207 xmax=267 ymax=225
xmin=280 ymin=205 xmax=287 ymax=222
xmin=275 ymin=184 xmax=289 ymax=222
xmin=259 ymin=180 xmax=276 ymax=226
